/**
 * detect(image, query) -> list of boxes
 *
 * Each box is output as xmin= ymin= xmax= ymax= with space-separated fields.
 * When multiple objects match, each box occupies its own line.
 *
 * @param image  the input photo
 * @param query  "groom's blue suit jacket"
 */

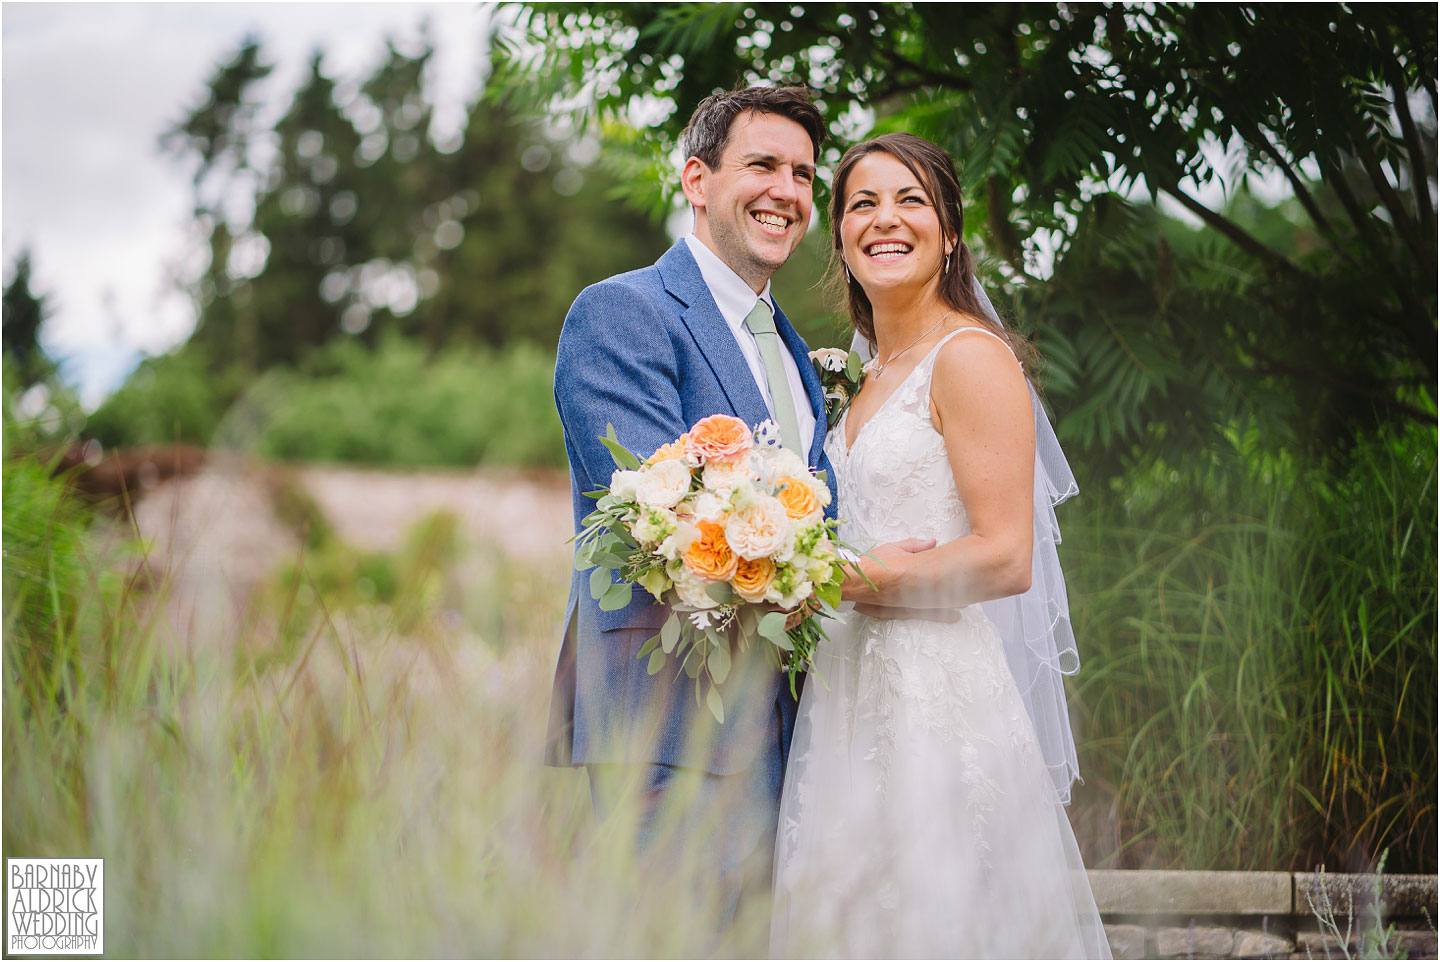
xmin=546 ymin=240 xmax=835 ymax=776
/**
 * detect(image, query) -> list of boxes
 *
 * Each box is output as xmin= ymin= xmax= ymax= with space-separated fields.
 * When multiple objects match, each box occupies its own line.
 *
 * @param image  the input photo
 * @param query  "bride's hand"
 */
xmin=841 ymin=537 xmax=936 ymax=600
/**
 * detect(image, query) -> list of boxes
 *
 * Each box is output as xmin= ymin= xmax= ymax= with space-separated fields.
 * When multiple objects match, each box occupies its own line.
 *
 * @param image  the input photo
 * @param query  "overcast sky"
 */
xmin=3 ymin=2 xmax=493 ymax=406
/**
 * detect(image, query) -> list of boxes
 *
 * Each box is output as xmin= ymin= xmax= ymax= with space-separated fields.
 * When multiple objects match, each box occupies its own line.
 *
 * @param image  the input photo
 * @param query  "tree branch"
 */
xmin=1354 ymin=134 xmax=1427 ymax=267
xmin=1318 ymin=154 xmax=1382 ymax=244
xmin=1159 ymin=184 xmax=1306 ymax=278
xmin=877 ymin=47 xmax=972 ymax=93
xmin=1384 ymin=58 xmax=1436 ymax=237
xmin=1249 ymin=351 xmax=1438 ymax=425
xmin=1242 ymin=121 xmax=1337 ymax=238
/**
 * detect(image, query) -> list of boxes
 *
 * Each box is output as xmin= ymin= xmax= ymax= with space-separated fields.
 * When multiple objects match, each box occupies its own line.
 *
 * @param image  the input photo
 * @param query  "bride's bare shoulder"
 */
xmin=931 ymin=324 xmax=1029 ymax=406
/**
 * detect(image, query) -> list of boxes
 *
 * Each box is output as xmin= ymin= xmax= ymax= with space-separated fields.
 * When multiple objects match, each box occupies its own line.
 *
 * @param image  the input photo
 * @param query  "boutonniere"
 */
xmin=809 ymin=348 xmax=866 ymax=428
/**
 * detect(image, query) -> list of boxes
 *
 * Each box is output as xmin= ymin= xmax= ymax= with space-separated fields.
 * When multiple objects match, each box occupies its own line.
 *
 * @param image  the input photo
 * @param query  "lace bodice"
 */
xmin=825 ymin=329 xmax=978 ymax=551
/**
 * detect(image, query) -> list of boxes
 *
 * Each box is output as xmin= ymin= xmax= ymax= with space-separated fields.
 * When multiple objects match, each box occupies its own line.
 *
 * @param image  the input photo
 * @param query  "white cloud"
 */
xmin=2 ymin=2 xmax=491 ymax=406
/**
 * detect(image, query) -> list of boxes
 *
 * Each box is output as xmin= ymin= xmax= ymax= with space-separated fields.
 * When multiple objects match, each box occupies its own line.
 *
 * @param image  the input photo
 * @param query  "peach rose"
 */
xmin=683 ymin=520 xmax=739 ymax=581
xmin=730 ymin=557 xmax=776 ymax=603
xmin=724 ymin=496 xmax=791 ymax=560
xmin=686 ymin=414 xmax=753 ymax=464
xmin=646 ymin=433 xmax=691 ymax=465
xmin=775 ymin=477 xmax=823 ymax=523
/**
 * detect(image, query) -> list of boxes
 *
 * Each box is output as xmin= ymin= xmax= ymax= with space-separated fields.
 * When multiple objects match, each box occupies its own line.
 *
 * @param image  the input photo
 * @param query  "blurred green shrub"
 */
xmin=86 ymin=335 xmax=565 ymax=470
xmin=261 ymin=507 xmax=465 ymax=648
xmin=246 ymin=336 xmax=562 ymax=469
xmin=85 ymin=346 xmax=244 ymax=450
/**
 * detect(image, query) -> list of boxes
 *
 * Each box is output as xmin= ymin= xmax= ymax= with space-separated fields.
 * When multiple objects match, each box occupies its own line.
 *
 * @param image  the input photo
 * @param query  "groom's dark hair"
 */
xmin=681 ymin=86 xmax=826 ymax=170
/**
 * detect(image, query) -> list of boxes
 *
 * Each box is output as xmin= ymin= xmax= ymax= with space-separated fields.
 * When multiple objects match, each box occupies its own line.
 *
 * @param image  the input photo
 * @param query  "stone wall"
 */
xmin=1092 ymin=870 xmax=1437 ymax=959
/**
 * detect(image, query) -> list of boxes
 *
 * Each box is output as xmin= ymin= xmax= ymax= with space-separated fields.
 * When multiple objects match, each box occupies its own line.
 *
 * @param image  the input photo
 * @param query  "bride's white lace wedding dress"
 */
xmin=771 ymin=329 xmax=1111 ymax=959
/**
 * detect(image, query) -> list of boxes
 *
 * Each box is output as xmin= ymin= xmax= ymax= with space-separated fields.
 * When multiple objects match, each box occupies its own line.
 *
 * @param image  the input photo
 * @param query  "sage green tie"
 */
xmin=743 ymin=299 xmax=803 ymax=454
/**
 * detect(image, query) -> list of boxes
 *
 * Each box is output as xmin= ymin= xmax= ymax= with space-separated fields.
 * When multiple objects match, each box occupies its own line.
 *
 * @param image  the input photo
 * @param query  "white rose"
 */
xmin=610 ymin=469 xmax=643 ymax=501
xmin=754 ymin=446 xmax=809 ymax=485
xmin=658 ymin=520 xmax=700 ymax=561
xmin=670 ymin=563 xmax=721 ymax=610
xmin=688 ymin=490 xmax=728 ymax=523
xmin=634 ymin=458 xmax=692 ymax=508
xmin=799 ymin=472 xmax=832 ymax=510
xmin=724 ymin=496 xmax=792 ymax=561
xmin=810 ymin=347 xmax=849 ymax=373
xmin=702 ymin=456 xmax=755 ymax=497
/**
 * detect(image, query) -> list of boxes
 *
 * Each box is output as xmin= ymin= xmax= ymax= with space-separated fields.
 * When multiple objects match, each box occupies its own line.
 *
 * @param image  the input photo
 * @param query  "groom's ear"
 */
xmin=680 ymin=156 xmax=709 ymax=210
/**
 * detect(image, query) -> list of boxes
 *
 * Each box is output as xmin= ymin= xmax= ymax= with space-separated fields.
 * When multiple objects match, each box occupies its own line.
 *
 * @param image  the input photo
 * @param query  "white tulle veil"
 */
xmin=848 ymin=276 xmax=1083 ymax=804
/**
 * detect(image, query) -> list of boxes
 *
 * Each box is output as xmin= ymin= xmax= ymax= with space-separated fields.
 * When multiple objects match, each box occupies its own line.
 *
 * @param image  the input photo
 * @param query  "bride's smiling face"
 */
xmin=839 ymin=152 xmax=955 ymax=299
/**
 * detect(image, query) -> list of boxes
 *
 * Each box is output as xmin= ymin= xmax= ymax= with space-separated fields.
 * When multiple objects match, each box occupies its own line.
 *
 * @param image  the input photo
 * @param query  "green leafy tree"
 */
xmin=3 ymin=251 xmax=55 ymax=390
xmin=160 ymin=32 xmax=667 ymax=375
xmin=492 ymin=2 xmax=1437 ymax=466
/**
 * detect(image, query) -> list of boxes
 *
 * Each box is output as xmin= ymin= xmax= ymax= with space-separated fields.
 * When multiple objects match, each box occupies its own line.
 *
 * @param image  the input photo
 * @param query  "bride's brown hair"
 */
xmin=829 ymin=132 xmax=1035 ymax=374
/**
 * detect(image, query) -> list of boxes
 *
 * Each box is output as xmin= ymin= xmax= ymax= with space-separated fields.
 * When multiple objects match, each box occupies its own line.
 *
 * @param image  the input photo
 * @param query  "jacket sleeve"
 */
xmin=554 ymin=279 xmax=689 ymax=507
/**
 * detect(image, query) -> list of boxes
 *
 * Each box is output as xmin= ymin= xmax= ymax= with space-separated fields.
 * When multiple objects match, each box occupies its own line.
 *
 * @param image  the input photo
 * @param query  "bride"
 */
xmin=771 ymin=133 xmax=1110 ymax=958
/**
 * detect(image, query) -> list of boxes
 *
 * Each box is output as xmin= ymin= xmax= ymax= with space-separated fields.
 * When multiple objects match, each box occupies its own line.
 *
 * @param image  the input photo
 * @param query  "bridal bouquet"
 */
xmin=575 ymin=415 xmax=854 ymax=723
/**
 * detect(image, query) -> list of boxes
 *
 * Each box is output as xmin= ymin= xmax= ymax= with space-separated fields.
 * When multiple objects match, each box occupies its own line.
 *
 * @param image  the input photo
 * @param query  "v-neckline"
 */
xmin=839 ymin=335 xmax=952 ymax=456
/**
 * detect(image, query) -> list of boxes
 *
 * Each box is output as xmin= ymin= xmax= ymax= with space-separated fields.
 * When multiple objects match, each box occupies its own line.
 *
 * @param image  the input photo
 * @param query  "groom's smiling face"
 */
xmin=682 ymin=110 xmax=816 ymax=293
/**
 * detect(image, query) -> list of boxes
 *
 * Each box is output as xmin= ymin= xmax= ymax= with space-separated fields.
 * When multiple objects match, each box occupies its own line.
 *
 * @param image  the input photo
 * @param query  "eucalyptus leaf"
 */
xmin=598 ymin=581 xmax=633 ymax=611
xmin=757 ymin=610 xmax=788 ymax=643
xmin=599 ymin=433 xmax=641 ymax=471
xmin=660 ymin=614 xmax=681 ymax=653
xmin=846 ymin=351 xmax=863 ymax=381
xmin=705 ymin=582 xmax=735 ymax=604
xmin=708 ymin=643 xmax=731 ymax=684
xmin=683 ymin=645 xmax=704 ymax=678
xmin=637 ymin=633 xmax=661 ymax=659
xmin=647 ymin=647 xmax=666 ymax=675
xmin=589 ymin=564 xmax=611 ymax=599
xmin=706 ymin=686 xmax=725 ymax=725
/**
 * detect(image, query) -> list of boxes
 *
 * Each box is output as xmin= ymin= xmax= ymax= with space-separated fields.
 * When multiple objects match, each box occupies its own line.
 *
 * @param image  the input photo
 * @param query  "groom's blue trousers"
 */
xmin=585 ymin=696 xmax=788 ymax=928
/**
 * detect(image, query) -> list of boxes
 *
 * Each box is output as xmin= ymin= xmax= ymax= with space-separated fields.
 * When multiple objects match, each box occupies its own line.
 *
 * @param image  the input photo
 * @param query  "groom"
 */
xmin=545 ymin=86 xmax=830 ymax=920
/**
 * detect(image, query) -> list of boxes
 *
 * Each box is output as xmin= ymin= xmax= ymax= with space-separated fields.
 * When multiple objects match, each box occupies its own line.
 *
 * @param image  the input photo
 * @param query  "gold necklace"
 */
xmin=868 ymin=311 xmax=955 ymax=380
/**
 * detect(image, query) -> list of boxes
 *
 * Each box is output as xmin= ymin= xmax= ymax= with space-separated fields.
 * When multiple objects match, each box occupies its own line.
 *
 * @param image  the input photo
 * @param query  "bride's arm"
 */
xmin=842 ymin=332 xmax=1036 ymax=609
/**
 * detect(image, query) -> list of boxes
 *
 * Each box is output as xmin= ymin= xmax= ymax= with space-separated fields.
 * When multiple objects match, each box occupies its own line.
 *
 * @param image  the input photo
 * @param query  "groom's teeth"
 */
xmin=753 ymin=213 xmax=788 ymax=229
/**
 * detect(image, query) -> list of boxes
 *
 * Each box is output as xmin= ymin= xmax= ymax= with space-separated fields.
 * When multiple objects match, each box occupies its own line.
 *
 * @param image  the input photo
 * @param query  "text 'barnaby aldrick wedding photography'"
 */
xmin=7 ymin=859 xmax=104 ymax=956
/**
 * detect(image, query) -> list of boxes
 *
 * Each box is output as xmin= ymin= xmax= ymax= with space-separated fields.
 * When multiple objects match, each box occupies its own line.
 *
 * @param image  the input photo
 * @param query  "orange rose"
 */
xmin=685 ymin=414 xmax=753 ymax=464
xmin=730 ymin=556 xmax=776 ymax=603
xmin=646 ymin=433 xmax=691 ymax=465
xmin=775 ymin=477 xmax=822 ymax=522
xmin=683 ymin=520 xmax=739 ymax=581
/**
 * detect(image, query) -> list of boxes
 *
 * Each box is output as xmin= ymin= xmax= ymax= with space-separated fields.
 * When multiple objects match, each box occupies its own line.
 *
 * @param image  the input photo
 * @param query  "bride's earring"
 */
xmin=844 ymin=262 xmax=853 ymax=284
xmin=944 ymin=252 xmax=951 ymax=274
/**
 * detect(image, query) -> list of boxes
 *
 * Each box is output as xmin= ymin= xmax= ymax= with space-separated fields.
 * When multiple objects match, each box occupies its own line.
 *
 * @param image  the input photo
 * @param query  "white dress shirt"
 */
xmin=683 ymin=234 xmax=816 ymax=460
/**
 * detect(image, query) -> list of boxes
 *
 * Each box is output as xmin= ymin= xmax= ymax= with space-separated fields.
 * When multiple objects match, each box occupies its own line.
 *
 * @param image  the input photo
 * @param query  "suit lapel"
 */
xmin=659 ymin=242 xmax=772 ymax=428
